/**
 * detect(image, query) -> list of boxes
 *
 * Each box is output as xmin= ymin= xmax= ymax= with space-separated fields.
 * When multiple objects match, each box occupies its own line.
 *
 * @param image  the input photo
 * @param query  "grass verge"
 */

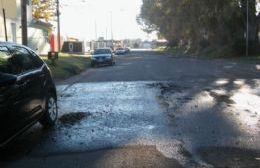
xmin=160 ymin=46 xmax=260 ymax=64
xmin=41 ymin=53 xmax=91 ymax=81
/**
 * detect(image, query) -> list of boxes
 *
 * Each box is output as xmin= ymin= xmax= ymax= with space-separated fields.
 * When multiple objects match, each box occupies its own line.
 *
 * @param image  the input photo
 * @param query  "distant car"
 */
xmin=0 ymin=42 xmax=58 ymax=148
xmin=91 ymin=48 xmax=114 ymax=67
xmin=124 ymin=47 xmax=131 ymax=53
xmin=115 ymin=48 xmax=126 ymax=55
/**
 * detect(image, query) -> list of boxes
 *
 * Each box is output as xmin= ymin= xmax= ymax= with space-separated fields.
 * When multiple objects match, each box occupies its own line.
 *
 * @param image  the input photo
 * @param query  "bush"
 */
xmin=199 ymin=39 xmax=210 ymax=49
xmin=231 ymin=38 xmax=246 ymax=56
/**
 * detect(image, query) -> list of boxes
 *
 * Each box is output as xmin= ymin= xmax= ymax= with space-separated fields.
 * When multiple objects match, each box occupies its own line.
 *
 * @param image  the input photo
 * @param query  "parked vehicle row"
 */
xmin=90 ymin=47 xmax=131 ymax=67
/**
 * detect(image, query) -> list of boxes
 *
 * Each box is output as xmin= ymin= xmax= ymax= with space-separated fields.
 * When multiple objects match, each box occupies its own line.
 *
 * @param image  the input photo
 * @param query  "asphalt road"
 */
xmin=1 ymin=51 xmax=260 ymax=168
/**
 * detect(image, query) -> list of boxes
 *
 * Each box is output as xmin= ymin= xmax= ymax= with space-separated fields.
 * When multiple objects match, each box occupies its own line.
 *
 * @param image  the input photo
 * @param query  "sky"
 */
xmin=59 ymin=0 xmax=156 ymax=41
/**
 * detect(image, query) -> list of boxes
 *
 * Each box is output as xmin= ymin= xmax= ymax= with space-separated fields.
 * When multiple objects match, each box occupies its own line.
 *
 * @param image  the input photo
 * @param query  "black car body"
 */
xmin=0 ymin=42 xmax=58 ymax=147
xmin=91 ymin=48 xmax=114 ymax=67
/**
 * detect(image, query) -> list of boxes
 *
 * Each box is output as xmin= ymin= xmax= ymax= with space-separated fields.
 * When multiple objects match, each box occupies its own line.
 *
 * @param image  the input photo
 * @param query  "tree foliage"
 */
xmin=32 ymin=0 xmax=56 ymax=22
xmin=138 ymin=0 xmax=259 ymax=55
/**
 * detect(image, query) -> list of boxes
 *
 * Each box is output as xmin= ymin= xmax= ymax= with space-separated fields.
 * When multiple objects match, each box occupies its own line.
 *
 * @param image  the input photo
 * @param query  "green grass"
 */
xmin=198 ymin=47 xmax=260 ymax=64
xmin=155 ymin=47 xmax=187 ymax=57
xmin=41 ymin=53 xmax=91 ymax=80
xmin=226 ymin=55 xmax=260 ymax=64
xmin=197 ymin=46 xmax=233 ymax=58
xmin=159 ymin=46 xmax=260 ymax=64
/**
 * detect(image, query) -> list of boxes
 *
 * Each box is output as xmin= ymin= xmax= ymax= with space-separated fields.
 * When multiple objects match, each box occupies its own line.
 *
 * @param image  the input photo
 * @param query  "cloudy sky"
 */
xmin=59 ymin=0 xmax=156 ymax=41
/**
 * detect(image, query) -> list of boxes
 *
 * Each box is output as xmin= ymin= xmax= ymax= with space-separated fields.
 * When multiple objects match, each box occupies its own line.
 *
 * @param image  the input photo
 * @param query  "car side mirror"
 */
xmin=0 ymin=73 xmax=17 ymax=87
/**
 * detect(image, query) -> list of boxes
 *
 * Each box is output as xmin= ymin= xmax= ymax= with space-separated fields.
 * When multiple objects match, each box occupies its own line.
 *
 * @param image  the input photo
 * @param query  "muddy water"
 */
xmin=35 ymin=82 xmax=260 ymax=165
xmin=37 ymin=83 xmax=174 ymax=151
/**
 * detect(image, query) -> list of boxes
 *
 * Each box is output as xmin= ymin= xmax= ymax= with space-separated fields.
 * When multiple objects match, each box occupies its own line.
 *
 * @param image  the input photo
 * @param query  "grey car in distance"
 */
xmin=91 ymin=48 xmax=115 ymax=67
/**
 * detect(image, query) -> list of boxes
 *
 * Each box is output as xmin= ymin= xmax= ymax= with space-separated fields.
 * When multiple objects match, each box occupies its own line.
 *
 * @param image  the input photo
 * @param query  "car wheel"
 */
xmin=40 ymin=93 xmax=58 ymax=128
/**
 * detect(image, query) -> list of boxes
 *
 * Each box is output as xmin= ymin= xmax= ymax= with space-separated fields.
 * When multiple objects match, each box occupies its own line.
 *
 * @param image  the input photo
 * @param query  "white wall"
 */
xmin=0 ymin=0 xmax=50 ymax=54
xmin=28 ymin=27 xmax=50 ymax=55
xmin=0 ymin=0 xmax=33 ymax=44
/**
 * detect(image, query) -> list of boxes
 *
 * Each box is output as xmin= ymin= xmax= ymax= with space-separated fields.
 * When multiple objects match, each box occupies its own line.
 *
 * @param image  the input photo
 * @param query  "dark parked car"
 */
xmin=91 ymin=48 xmax=114 ymax=67
xmin=0 ymin=42 xmax=58 ymax=148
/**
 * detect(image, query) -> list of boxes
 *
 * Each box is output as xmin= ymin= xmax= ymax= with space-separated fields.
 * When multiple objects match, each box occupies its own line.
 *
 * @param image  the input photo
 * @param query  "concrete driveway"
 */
xmin=1 ymin=51 xmax=260 ymax=168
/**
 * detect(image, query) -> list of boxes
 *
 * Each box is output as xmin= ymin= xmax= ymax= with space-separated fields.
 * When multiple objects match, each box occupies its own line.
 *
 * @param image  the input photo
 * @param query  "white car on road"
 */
xmin=115 ymin=48 xmax=126 ymax=55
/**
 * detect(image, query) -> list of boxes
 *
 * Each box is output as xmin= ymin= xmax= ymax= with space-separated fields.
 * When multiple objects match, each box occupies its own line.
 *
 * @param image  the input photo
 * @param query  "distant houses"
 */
xmin=0 ymin=0 xmax=52 ymax=54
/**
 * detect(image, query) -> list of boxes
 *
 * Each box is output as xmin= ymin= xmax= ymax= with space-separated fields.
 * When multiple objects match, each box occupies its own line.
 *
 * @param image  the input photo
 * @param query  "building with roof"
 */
xmin=0 ymin=0 xmax=52 ymax=54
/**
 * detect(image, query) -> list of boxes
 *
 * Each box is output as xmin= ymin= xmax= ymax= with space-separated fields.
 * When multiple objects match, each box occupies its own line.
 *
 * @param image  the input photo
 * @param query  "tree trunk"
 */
xmin=241 ymin=0 xmax=258 ymax=54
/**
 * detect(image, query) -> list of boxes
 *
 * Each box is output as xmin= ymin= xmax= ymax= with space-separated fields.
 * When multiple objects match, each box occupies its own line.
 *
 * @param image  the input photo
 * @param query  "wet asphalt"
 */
xmin=1 ymin=51 xmax=260 ymax=168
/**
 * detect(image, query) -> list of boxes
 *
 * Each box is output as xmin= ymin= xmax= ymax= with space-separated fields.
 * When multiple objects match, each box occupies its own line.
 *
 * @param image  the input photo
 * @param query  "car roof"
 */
xmin=96 ymin=47 xmax=111 ymax=49
xmin=0 ymin=41 xmax=33 ymax=51
xmin=0 ymin=41 xmax=19 ymax=46
xmin=95 ymin=48 xmax=111 ymax=50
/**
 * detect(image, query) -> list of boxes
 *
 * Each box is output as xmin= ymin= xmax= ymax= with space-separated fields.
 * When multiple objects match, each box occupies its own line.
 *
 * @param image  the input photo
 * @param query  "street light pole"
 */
xmin=246 ymin=0 xmax=249 ymax=57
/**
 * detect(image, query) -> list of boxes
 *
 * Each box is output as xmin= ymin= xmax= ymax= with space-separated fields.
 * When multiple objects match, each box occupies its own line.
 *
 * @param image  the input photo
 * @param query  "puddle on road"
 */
xmin=59 ymin=112 xmax=91 ymax=126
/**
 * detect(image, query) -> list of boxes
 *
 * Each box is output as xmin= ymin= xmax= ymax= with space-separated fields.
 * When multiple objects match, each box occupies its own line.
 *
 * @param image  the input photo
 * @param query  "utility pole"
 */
xmin=95 ymin=21 xmax=97 ymax=40
xmin=56 ymin=0 xmax=61 ymax=52
xmin=106 ymin=27 xmax=108 ymax=47
xmin=1 ymin=0 xmax=8 ymax=41
xmin=21 ymin=0 xmax=27 ymax=45
xmin=246 ymin=0 xmax=249 ymax=57
xmin=110 ymin=11 xmax=114 ymax=49
xmin=106 ymin=27 xmax=108 ymax=40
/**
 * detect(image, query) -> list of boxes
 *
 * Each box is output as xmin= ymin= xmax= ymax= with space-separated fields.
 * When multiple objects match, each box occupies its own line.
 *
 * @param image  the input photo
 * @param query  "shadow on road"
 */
xmin=0 ymin=125 xmax=52 ymax=161
xmin=198 ymin=147 xmax=260 ymax=167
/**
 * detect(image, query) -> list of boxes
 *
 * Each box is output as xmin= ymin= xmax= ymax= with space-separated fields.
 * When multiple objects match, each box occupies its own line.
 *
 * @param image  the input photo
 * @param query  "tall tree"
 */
xmin=138 ymin=0 xmax=259 ymax=55
xmin=240 ymin=0 xmax=259 ymax=53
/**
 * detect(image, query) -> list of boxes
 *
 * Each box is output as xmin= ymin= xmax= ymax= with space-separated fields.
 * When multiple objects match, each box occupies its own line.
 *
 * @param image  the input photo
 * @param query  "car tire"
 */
xmin=40 ymin=93 xmax=58 ymax=128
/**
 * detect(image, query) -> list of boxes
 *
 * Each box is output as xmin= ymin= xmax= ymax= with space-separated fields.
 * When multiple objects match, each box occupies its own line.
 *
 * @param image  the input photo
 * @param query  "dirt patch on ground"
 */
xmin=198 ymin=147 xmax=260 ymax=167
xmin=147 ymin=82 xmax=188 ymax=95
xmin=207 ymin=91 xmax=235 ymax=105
xmin=59 ymin=112 xmax=91 ymax=126
xmin=60 ymin=93 xmax=73 ymax=98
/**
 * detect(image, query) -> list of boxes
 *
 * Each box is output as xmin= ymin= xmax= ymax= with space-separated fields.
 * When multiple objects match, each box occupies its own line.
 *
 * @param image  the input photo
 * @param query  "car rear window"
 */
xmin=94 ymin=49 xmax=111 ymax=55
